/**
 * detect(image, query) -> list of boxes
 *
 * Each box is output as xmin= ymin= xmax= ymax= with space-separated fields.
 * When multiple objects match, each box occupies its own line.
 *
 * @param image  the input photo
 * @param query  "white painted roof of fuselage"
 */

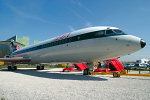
xmin=15 ymin=26 xmax=119 ymax=52
xmin=69 ymin=26 xmax=119 ymax=37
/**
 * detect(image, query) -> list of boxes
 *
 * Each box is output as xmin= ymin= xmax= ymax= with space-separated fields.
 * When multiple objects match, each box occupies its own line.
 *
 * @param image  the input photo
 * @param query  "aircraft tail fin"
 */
xmin=0 ymin=40 xmax=25 ymax=53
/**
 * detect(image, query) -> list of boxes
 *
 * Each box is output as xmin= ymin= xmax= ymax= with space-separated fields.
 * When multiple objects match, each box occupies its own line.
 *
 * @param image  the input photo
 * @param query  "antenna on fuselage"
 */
xmin=107 ymin=27 xmax=110 ymax=30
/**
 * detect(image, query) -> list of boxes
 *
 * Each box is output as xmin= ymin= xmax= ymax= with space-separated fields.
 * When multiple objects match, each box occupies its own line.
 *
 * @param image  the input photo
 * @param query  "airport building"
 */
xmin=34 ymin=40 xmax=41 ymax=44
xmin=0 ymin=35 xmax=32 ymax=58
xmin=6 ymin=35 xmax=29 ymax=48
xmin=16 ymin=36 xmax=29 ymax=48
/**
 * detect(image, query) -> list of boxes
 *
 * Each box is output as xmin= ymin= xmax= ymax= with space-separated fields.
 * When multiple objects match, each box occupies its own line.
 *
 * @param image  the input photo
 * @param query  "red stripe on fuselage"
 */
xmin=53 ymin=33 xmax=71 ymax=41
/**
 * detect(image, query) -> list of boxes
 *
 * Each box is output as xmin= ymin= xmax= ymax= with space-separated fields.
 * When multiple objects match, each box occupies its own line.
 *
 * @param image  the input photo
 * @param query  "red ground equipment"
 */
xmin=94 ymin=58 xmax=124 ymax=73
xmin=62 ymin=63 xmax=87 ymax=72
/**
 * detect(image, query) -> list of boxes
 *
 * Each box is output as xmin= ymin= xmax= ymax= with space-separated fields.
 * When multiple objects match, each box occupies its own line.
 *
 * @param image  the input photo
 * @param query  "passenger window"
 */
xmin=44 ymin=44 xmax=47 ymax=48
xmin=95 ymin=31 xmax=103 ymax=37
xmin=78 ymin=36 xmax=80 ymax=39
xmin=61 ymin=39 xmax=64 ymax=44
xmin=54 ymin=42 xmax=56 ymax=46
xmin=58 ymin=40 xmax=61 ymax=44
xmin=55 ymin=41 xmax=58 ymax=45
xmin=69 ymin=38 xmax=72 ymax=42
xmin=48 ymin=43 xmax=51 ymax=47
xmin=65 ymin=38 xmax=68 ymax=43
xmin=106 ymin=29 xmax=114 ymax=35
xmin=51 ymin=42 xmax=54 ymax=46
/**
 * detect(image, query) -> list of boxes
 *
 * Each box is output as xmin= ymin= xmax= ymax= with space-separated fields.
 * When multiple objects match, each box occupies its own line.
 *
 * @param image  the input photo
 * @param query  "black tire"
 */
xmin=41 ymin=66 xmax=44 ymax=70
xmin=37 ymin=66 xmax=40 ymax=70
xmin=83 ymin=68 xmax=90 ymax=75
xmin=13 ymin=66 xmax=17 ymax=70
xmin=8 ymin=66 xmax=12 ymax=71
xmin=11 ymin=66 xmax=15 ymax=71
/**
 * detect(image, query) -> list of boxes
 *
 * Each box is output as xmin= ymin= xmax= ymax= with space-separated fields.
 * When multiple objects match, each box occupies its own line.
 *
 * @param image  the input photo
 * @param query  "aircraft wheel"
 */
xmin=11 ymin=66 xmax=15 ymax=71
xmin=13 ymin=66 xmax=17 ymax=70
xmin=41 ymin=66 xmax=44 ymax=70
xmin=83 ymin=68 xmax=90 ymax=75
xmin=113 ymin=72 xmax=120 ymax=77
xmin=37 ymin=65 xmax=44 ymax=70
xmin=37 ymin=66 xmax=40 ymax=70
xmin=8 ymin=66 xmax=12 ymax=71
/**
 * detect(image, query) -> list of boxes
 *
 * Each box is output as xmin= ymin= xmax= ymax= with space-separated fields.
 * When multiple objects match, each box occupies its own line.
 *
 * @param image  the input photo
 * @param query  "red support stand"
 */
xmin=62 ymin=63 xmax=87 ymax=72
xmin=94 ymin=58 xmax=124 ymax=73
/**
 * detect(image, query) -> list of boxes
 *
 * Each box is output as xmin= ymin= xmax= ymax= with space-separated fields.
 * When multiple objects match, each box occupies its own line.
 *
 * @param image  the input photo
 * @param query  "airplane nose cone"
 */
xmin=140 ymin=39 xmax=146 ymax=48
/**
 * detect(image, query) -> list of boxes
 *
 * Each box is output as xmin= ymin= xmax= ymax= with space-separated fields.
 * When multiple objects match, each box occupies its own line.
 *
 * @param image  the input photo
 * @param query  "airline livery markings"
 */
xmin=53 ymin=33 xmax=71 ymax=41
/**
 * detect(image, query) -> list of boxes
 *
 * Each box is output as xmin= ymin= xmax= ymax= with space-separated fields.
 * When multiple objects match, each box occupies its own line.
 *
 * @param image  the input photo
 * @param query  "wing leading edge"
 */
xmin=0 ymin=57 xmax=31 ymax=63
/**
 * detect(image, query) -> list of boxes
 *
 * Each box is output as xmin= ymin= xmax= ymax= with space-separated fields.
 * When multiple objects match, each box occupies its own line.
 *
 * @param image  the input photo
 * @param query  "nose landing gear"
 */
xmin=37 ymin=64 xmax=44 ymax=70
xmin=83 ymin=62 xmax=94 ymax=75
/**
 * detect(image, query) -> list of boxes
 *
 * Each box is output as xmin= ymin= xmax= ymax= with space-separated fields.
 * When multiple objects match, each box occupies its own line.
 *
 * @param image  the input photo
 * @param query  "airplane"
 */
xmin=0 ymin=39 xmax=25 ymax=58
xmin=0 ymin=26 xmax=146 ymax=75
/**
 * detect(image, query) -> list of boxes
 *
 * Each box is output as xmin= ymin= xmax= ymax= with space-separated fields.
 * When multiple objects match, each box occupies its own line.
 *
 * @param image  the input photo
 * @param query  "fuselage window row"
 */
xmin=13 ymin=29 xmax=125 ymax=55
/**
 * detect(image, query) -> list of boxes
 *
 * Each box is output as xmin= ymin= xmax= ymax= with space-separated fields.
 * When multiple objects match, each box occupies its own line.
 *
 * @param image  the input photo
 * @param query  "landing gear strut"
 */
xmin=8 ymin=66 xmax=17 ymax=71
xmin=37 ymin=64 xmax=44 ymax=70
xmin=83 ymin=62 xmax=94 ymax=75
xmin=83 ymin=68 xmax=90 ymax=75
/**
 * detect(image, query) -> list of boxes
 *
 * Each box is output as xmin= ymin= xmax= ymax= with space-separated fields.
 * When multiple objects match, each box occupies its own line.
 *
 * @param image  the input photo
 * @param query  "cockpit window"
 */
xmin=106 ymin=29 xmax=114 ymax=35
xmin=113 ymin=29 xmax=124 ymax=34
xmin=95 ymin=31 xmax=103 ymax=37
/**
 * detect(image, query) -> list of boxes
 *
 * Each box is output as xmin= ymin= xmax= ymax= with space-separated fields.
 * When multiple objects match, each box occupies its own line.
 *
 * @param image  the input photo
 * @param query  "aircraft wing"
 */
xmin=0 ymin=41 xmax=25 ymax=47
xmin=0 ymin=57 xmax=31 ymax=63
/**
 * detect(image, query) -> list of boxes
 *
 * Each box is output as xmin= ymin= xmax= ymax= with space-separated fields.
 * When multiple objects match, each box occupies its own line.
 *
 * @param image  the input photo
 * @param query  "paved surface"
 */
xmin=0 ymin=68 xmax=150 ymax=100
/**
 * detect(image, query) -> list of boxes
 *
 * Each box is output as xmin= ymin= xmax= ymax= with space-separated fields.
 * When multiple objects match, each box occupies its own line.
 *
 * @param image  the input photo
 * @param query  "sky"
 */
xmin=0 ymin=0 xmax=149 ymax=62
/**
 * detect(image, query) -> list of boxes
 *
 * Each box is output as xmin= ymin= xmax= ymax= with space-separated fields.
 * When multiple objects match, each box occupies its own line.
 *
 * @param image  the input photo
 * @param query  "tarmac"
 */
xmin=0 ymin=68 xmax=150 ymax=100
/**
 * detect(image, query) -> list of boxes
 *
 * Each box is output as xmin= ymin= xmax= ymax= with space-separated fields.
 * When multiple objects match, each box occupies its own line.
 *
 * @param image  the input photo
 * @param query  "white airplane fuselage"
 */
xmin=11 ymin=26 xmax=146 ymax=64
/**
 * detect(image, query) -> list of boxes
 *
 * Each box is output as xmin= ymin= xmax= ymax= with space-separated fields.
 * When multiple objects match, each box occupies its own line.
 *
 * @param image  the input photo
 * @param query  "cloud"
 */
xmin=71 ymin=0 xmax=95 ymax=17
xmin=66 ymin=7 xmax=92 ymax=27
xmin=67 ymin=25 xmax=75 ymax=32
xmin=6 ymin=3 xmax=49 ymax=24
xmin=86 ymin=22 xmax=92 ymax=27
xmin=6 ymin=3 xmax=77 ymax=32
xmin=5 ymin=1 xmax=91 ymax=32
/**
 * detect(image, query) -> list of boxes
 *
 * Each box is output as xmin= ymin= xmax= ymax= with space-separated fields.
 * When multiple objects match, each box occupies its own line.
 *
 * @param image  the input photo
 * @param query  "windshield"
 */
xmin=113 ymin=29 xmax=124 ymax=34
xmin=105 ymin=29 xmax=114 ymax=35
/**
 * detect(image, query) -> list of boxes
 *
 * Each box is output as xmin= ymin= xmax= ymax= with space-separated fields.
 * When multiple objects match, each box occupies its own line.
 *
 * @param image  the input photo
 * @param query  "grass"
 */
xmin=1 ymin=98 xmax=5 ymax=100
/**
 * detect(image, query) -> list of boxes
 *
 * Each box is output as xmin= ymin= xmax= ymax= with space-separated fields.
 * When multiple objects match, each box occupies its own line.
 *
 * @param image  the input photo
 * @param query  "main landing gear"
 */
xmin=8 ymin=66 xmax=17 ymax=71
xmin=83 ymin=68 xmax=90 ymax=75
xmin=36 ymin=64 xmax=44 ymax=70
xmin=7 ymin=64 xmax=45 ymax=71
xmin=83 ymin=62 xmax=94 ymax=75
